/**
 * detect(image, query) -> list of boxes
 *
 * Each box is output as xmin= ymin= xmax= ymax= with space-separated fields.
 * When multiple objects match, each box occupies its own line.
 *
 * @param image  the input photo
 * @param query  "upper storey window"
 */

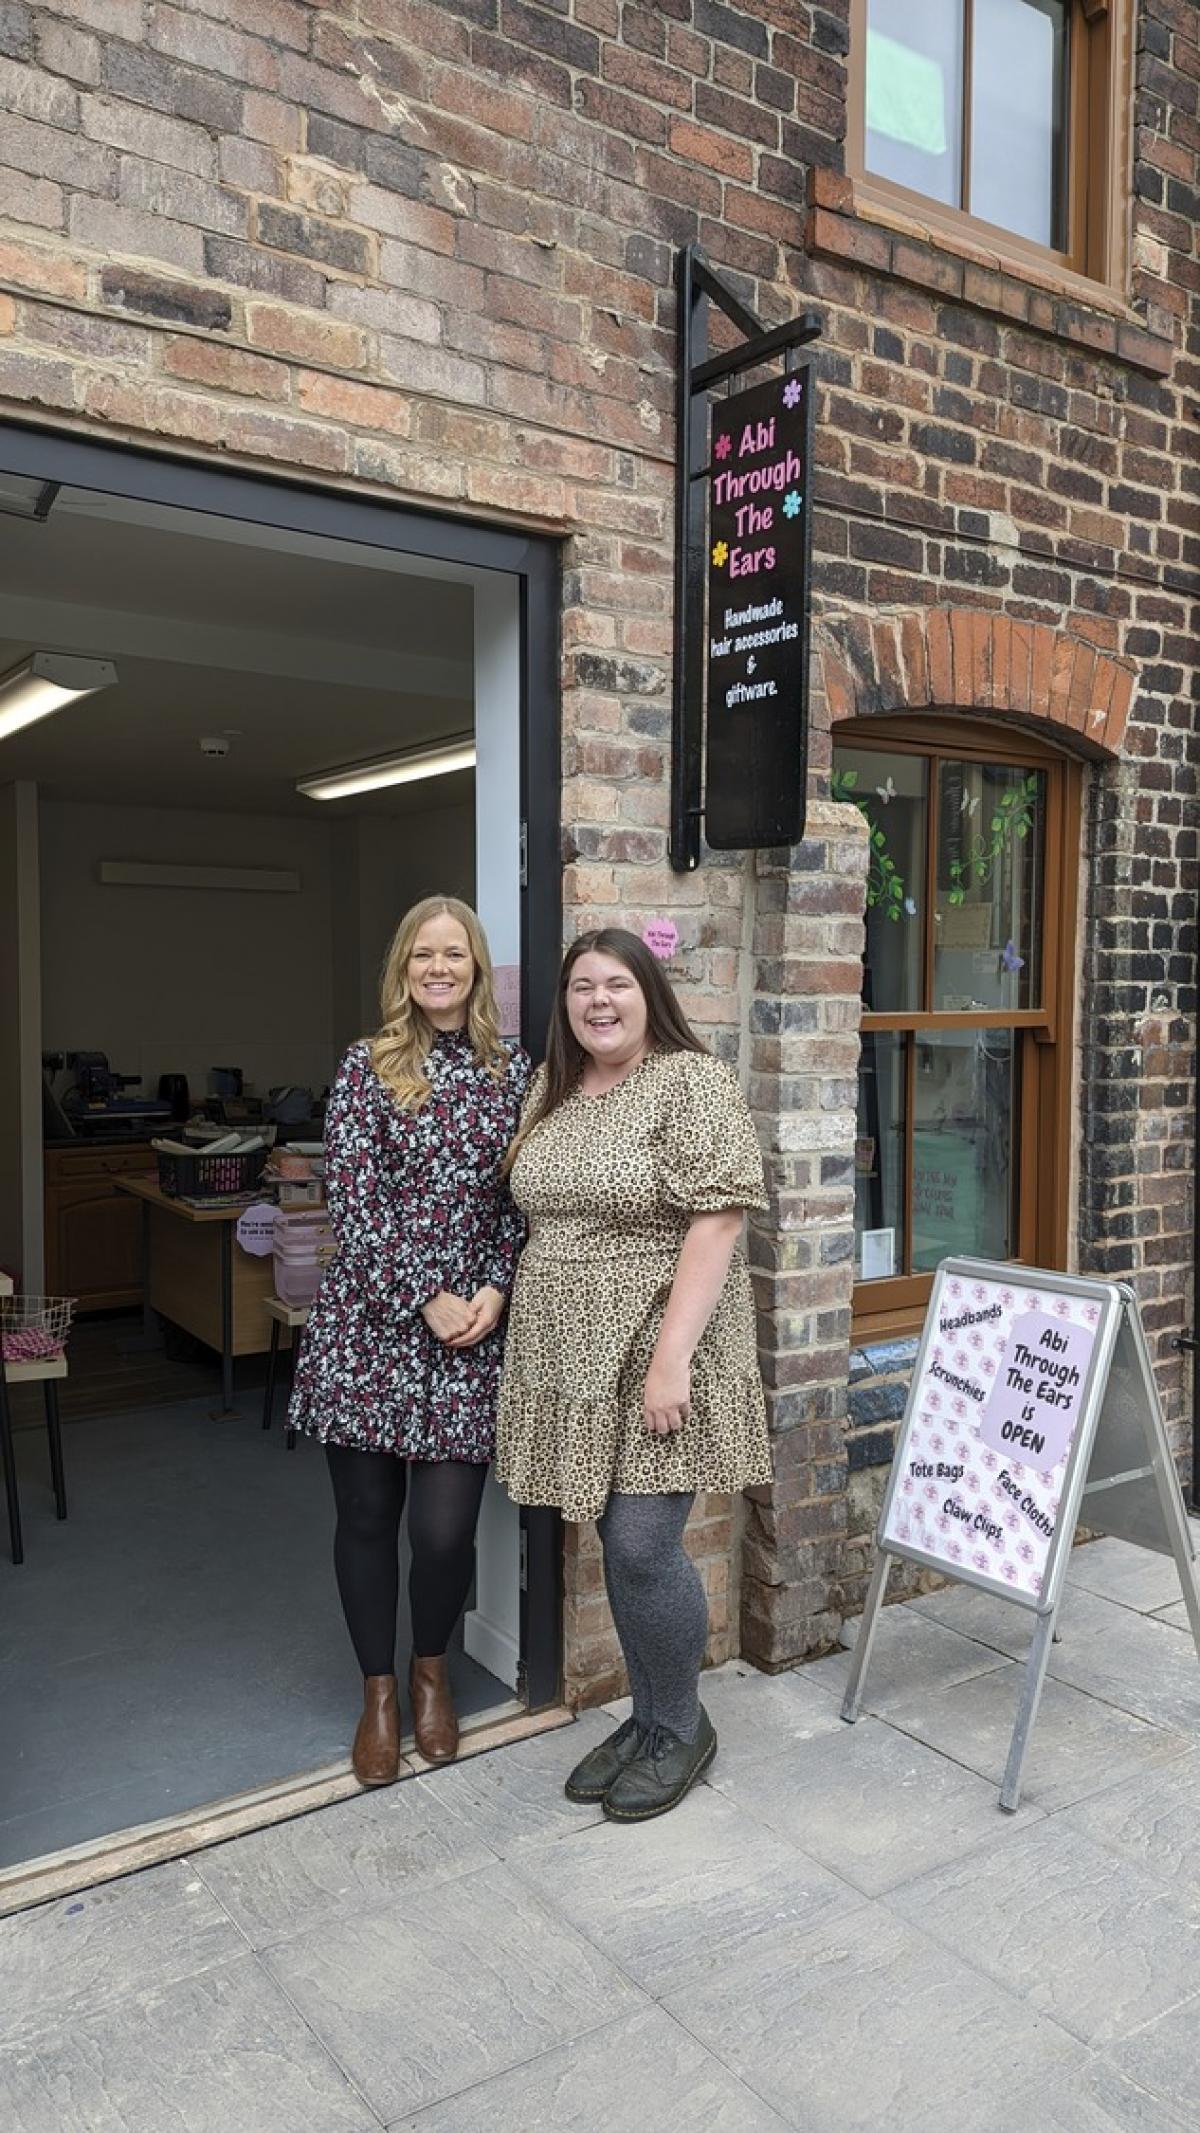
xmin=851 ymin=0 xmax=1129 ymax=288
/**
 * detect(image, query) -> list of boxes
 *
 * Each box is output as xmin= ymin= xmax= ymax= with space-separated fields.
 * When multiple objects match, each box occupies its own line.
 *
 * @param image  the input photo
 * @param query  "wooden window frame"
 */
xmin=847 ymin=0 xmax=1131 ymax=295
xmin=837 ymin=718 xmax=1081 ymax=1341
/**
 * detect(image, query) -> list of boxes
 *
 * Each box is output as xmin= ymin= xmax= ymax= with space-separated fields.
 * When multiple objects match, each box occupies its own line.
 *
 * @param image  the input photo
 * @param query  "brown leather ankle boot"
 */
xmin=409 ymin=1654 xmax=458 ymax=1764
xmin=352 ymin=1674 xmax=400 ymax=1786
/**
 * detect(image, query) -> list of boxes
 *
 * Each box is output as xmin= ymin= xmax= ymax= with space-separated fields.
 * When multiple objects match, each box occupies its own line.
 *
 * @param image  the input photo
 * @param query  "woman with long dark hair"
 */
xmin=498 ymin=928 xmax=770 ymax=1820
xmin=290 ymin=895 xmax=530 ymax=1783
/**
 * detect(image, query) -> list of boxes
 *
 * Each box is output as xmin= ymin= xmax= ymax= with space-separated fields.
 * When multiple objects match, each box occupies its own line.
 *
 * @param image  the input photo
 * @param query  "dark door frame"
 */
xmin=0 ymin=418 xmax=564 ymax=1709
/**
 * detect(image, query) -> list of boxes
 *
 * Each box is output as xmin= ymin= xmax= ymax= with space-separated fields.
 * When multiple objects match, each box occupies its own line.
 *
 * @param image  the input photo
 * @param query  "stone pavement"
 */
xmin=5 ymin=1530 xmax=1200 ymax=2132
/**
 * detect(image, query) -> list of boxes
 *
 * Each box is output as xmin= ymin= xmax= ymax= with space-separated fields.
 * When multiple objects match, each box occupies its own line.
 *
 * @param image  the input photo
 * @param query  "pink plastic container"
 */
xmin=274 ymin=1210 xmax=334 ymax=1308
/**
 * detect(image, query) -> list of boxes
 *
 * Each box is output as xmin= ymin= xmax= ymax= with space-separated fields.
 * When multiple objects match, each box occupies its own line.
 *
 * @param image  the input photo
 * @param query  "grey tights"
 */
xmin=595 ymin=1491 xmax=707 ymax=1743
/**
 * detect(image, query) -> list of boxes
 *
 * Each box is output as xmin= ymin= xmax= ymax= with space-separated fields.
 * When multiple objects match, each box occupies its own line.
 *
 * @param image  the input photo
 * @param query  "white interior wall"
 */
xmin=40 ymin=800 xmax=337 ymax=1105
xmin=354 ymin=802 xmax=476 ymax=1033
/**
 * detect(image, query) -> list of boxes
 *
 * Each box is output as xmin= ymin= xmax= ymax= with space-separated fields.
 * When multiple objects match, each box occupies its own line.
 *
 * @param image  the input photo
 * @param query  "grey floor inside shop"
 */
xmin=0 ymin=1384 xmax=506 ymax=1871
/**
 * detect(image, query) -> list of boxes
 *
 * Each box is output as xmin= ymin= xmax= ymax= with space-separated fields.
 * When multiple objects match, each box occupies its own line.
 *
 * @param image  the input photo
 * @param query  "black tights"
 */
xmin=325 ymin=1445 xmax=488 ymax=1678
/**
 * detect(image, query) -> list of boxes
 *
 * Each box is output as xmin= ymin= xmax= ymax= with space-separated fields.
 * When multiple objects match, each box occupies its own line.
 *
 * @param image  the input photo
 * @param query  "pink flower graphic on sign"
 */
xmin=1005 ymin=1511 xmax=1020 ymax=1532
xmin=924 ymin=1483 xmax=938 ymax=1502
xmin=1025 ymin=1294 xmax=1042 ymax=1314
xmin=973 ymin=1285 xmax=986 ymax=1301
xmin=948 ymin=1540 xmax=963 ymax=1561
xmin=1054 ymin=1297 xmax=1072 ymax=1317
xmin=948 ymin=1280 xmax=962 ymax=1298
xmin=969 ymin=1331 xmax=984 ymax=1350
xmin=929 ymin=1392 xmax=942 ymax=1412
xmin=955 ymin=1440 xmax=969 ymax=1461
xmin=714 ymin=433 xmax=732 ymax=460
xmin=981 ymin=1450 xmax=998 ymax=1472
xmin=981 ymin=1358 xmax=996 ymax=1377
xmin=782 ymin=377 xmax=802 ymax=409
xmin=1002 ymin=1561 xmax=1018 ymax=1583
xmin=1018 ymin=1540 xmax=1035 ymax=1564
xmin=930 ymin=1432 xmax=944 ymax=1453
xmin=1084 ymin=1303 xmax=1100 ymax=1324
xmin=1001 ymin=1290 xmax=1015 ymax=1310
xmin=966 ymin=1471 xmax=980 ymax=1495
xmin=973 ymin=1551 xmax=991 ymax=1573
xmin=953 ymin=1399 xmax=967 ymax=1418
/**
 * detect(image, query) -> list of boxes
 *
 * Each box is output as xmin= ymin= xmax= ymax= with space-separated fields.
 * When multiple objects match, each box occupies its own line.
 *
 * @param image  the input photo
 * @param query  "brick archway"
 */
xmin=817 ymin=607 xmax=1135 ymax=757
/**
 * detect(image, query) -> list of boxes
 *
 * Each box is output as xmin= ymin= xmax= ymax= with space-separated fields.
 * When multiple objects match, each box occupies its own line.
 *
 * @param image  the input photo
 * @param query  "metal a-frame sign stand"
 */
xmin=840 ymin=1259 xmax=1200 ymax=1811
xmin=671 ymin=244 xmax=821 ymax=872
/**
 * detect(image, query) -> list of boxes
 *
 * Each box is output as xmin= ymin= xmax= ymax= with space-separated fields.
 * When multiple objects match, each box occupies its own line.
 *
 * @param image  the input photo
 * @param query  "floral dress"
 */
xmin=497 ymin=1048 xmax=773 ymax=1521
xmin=289 ymin=1033 xmax=531 ymax=1461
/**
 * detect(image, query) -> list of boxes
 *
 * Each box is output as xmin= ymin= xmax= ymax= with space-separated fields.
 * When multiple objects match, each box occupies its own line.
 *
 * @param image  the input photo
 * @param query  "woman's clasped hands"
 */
xmin=421 ymin=1287 xmax=506 ymax=1349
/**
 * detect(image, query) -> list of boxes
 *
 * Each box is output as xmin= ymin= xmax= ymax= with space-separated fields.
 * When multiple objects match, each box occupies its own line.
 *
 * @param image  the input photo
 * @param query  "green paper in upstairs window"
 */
xmin=866 ymin=30 xmax=949 ymax=156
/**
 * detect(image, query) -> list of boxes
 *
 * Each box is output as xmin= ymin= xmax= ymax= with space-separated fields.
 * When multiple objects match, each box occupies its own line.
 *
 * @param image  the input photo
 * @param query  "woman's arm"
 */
xmin=643 ymin=1208 xmax=744 ymax=1435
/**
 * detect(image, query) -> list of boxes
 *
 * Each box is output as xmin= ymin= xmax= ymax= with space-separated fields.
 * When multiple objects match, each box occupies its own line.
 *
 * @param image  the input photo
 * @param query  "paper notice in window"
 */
xmin=861 ymin=1228 xmax=896 ymax=1281
xmin=494 ymin=964 xmax=521 ymax=1039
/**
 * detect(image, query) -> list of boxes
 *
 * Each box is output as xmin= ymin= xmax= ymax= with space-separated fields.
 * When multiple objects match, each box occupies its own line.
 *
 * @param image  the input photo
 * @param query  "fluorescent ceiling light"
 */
xmin=0 ymin=652 xmax=118 ymax=740
xmin=0 ymin=474 xmax=59 ymax=521
xmin=296 ymin=735 xmax=475 ymax=802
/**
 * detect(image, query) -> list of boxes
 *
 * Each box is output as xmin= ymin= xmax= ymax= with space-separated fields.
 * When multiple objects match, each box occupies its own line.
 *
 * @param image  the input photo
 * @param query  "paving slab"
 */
xmin=689 ymin=1659 xmax=847 ymax=1776
xmin=888 ymin=1661 xmax=1188 ymax=1811
xmin=1001 ymin=2060 xmax=1193 ymax=2133
xmin=662 ymin=1898 xmax=1083 ymax=2133
xmin=510 ymin=1779 xmax=861 ymax=1998
xmin=1066 ymin=1537 xmax=1191 ymax=1614
xmin=385 ymin=2004 xmax=794 ymax=2133
xmin=1105 ymin=1990 xmax=1200 ymax=2127
xmin=418 ymin=1708 xmax=615 ymax=1855
xmin=811 ymin=1606 xmax=1012 ymax=1713
xmin=907 ymin=1578 xmax=1138 ymax=1660
xmin=1046 ymin=1606 xmax=1200 ymax=1738
xmin=263 ymin=1860 xmax=636 ymax=2124
xmin=888 ymin=1819 xmax=1200 ymax=2048
xmin=0 ymin=1862 xmax=245 ymax=2049
xmin=193 ymin=1769 xmax=496 ymax=1949
xmin=713 ymin=1712 xmax=1041 ymax=1895
xmin=1062 ymin=1750 xmax=1200 ymax=1897
xmin=0 ymin=1955 xmax=377 ymax=2133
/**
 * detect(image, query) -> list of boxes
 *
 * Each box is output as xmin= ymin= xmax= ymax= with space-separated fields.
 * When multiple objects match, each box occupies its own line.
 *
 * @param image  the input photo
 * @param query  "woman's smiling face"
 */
xmin=566 ymin=950 xmax=649 ymax=1069
xmin=407 ymin=913 xmax=474 ymax=1029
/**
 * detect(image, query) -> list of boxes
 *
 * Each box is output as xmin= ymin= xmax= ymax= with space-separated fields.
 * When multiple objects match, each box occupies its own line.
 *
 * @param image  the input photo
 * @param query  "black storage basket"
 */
xmin=157 ymin=1147 xmax=268 ymax=1202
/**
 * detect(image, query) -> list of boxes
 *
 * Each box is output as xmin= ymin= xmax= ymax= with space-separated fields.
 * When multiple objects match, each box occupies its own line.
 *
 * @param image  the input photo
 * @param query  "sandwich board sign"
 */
xmin=841 ymin=1258 xmax=1200 ymax=1810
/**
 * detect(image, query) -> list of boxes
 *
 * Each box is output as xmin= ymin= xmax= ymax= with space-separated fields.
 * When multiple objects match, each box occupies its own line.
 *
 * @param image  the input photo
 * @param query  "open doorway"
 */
xmin=0 ymin=428 xmax=561 ymax=1884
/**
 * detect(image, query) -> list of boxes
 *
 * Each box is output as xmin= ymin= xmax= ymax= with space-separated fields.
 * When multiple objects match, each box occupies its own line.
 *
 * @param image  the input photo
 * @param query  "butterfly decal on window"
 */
xmin=875 ymin=776 xmax=896 ymax=805
xmin=959 ymin=792 xmax=980 ymax=816
xmin=1000 ymin=940 xmax=1025 ymax=975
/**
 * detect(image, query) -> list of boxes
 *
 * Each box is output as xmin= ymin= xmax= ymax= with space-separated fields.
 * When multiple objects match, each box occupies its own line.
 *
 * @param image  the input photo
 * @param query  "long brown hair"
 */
xmin=369 ymin=895 xmax=507 ymax=1111
xmin=505 ymin=927 xmax=706 ymax=1168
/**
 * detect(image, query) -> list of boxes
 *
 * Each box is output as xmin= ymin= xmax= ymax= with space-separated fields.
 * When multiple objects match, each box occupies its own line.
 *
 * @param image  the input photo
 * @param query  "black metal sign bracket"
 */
xmin=671 ymin=244 xmax=821 ymax=871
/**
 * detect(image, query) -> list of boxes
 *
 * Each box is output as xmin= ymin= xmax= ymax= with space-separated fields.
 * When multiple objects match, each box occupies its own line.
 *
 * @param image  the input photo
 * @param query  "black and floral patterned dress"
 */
xmin=288 ymin=1033 xmax=532 ymax=1461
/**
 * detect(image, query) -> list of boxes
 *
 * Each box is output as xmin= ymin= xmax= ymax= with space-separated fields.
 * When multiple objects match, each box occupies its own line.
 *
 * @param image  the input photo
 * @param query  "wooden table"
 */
xmin=115 ymin=1177 xmax=277 ymax=1417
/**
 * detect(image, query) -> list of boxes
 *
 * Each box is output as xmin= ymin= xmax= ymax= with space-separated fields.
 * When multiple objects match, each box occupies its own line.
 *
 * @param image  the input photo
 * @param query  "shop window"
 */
xmin=849 ymin=0 xmax=1129 ymax=286
xmin=832 ymin=719 xmax=1080 ymax=1334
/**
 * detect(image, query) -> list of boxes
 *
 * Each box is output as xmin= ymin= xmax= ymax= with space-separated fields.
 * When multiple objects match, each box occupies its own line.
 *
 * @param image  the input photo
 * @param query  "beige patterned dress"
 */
xmin=497 ymin=1047 xmax=773 ymax=1522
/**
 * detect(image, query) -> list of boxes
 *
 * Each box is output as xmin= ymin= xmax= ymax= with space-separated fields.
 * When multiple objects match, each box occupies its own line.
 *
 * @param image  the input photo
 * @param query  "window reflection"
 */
xmin=855 ymin=1031 xmax=906 ymax=1282
xmin=912 ymin=1032 xmax=1016 ymax=1269
xmin=831 ymin=747 xmax=926 ymax=1014
xmin=971 ymin=0 xmax=1067 ymax=250
xmin=933 ymin=762 xmax=1044 ymax=1012
xmin=865 ymin=0 xmax=963 ymax=209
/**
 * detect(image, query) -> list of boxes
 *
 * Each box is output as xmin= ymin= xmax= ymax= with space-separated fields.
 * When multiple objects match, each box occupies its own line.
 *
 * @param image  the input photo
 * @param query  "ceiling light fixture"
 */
xmin=0 ymin=475 xmax=59 ymax=521
xmin=296 ymin=735 xmax=476 ymax=802
xmin=0 ymin=652 xmax=118 ymax=741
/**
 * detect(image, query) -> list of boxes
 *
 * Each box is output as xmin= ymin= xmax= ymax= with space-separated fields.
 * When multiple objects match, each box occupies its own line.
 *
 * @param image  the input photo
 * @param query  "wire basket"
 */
xmin=157 ymin=1147 xmax=268 ymax=1203
xmin=1 ymin=1295 xmax=76 ymax=1364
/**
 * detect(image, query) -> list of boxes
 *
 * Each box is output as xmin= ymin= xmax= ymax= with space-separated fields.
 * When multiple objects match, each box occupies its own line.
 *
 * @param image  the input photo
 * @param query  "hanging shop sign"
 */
xmin=840 ymin=1257 xmax=1200 ymax=1811
xmin=704 ymin=369 xmax=812 ymax=850
xmin=671 ymin=245 xmax=820 ymax=870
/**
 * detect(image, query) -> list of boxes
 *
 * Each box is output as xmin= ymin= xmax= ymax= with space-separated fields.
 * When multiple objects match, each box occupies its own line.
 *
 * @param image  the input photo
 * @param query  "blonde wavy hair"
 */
xmin=369 ymin=895 xmax=508 ymax=1111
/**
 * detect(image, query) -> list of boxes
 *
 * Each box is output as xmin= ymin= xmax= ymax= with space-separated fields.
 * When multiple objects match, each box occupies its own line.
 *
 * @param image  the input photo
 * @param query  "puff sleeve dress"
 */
xmin=496 ymin=1047 xmax=773 ymax=1522
xmin=288 ymin=1033 xmax=531 ymax=1462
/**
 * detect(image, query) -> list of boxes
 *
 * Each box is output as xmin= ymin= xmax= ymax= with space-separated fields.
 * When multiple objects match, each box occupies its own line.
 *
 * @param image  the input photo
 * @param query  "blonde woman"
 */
xmin=289 ymin=896 xmax=530 ymax=1783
